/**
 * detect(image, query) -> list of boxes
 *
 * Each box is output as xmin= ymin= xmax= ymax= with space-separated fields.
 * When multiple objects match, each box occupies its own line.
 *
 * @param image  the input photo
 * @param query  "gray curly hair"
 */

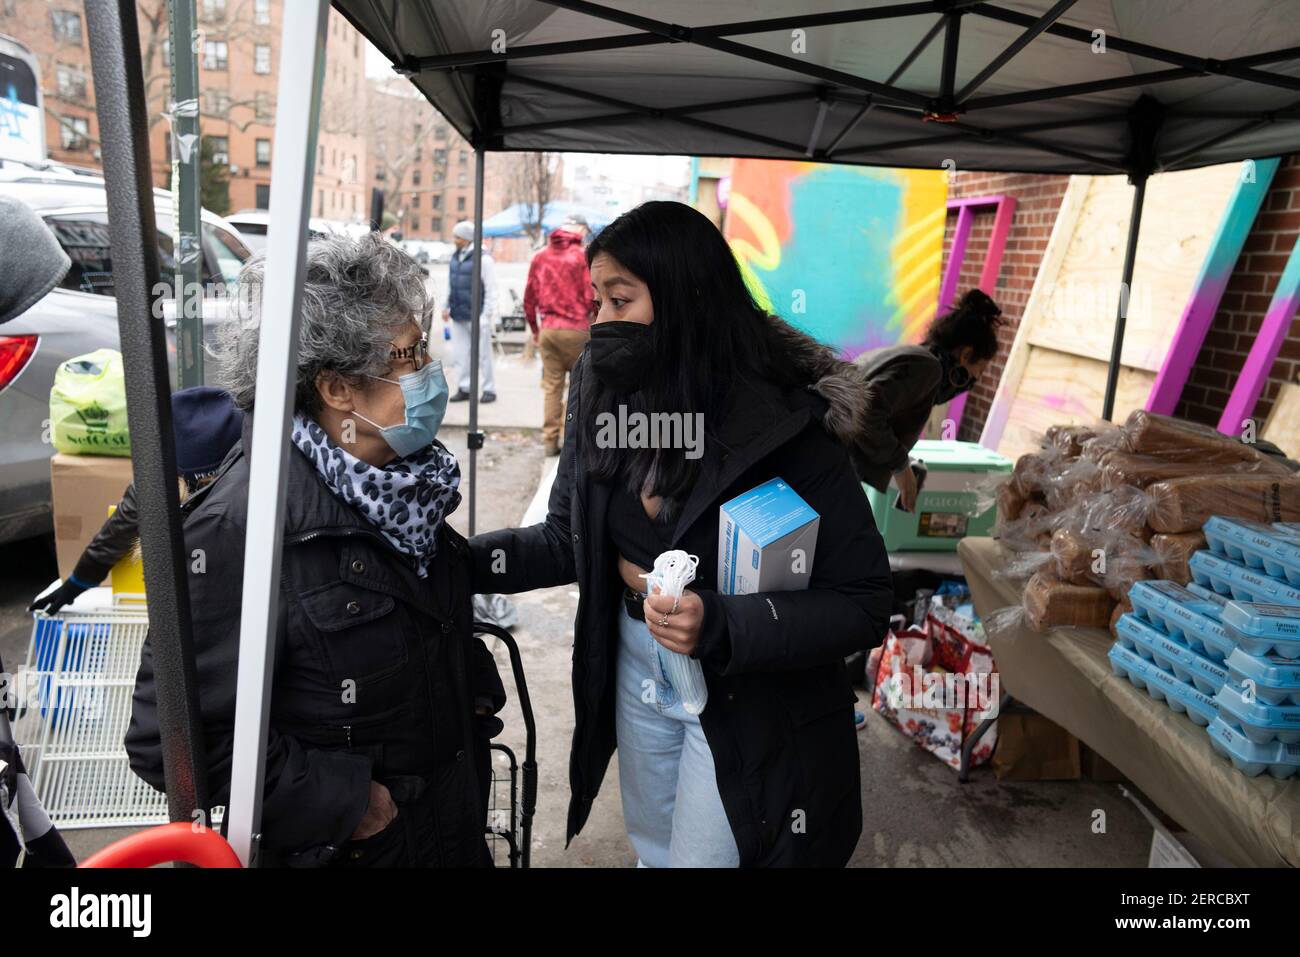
xmin=217 ymin=233 xmax=431 ymax=414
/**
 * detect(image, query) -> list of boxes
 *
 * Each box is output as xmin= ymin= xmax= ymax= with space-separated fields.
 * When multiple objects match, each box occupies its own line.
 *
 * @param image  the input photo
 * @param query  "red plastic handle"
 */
xmin=79 ymin=821 xmax=242 ymax=868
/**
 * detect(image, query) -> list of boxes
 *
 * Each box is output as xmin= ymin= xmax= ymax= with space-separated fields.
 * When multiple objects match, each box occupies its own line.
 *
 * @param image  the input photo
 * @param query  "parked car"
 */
xmin=0 ymin=157 xmax=251 ymax=546
xmin=225 ymin=210 xmax=372 ymax=255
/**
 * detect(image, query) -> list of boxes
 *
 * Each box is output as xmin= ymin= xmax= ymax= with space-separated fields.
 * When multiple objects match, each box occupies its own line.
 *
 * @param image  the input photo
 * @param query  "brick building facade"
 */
xmin=940 ymin=156 xmax=1300 ymax=443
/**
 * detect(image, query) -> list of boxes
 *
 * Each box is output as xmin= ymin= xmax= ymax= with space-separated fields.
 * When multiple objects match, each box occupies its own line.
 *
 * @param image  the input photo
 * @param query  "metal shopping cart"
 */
xmin=13 ymin=597 xmax=167 ymax=830
xmin=475 ymin=621 xmax=538 ymax=869
xmin=14 ymin=600 xmax=537 ymax=868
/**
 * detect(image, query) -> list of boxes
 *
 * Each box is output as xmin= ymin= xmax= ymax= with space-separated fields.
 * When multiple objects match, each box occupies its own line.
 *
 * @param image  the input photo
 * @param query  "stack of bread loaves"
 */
xmin=994 ymin=411 xmax=1299 ymax=634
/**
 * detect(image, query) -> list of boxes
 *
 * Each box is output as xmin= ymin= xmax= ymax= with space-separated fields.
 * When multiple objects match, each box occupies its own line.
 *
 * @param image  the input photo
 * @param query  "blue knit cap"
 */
xmin=171 ymin=387 xmax=243 ymax=483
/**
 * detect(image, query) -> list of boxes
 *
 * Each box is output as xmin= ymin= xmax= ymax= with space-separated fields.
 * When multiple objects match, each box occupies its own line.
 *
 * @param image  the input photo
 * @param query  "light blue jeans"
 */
xmin=615 ymin=603 xmax=740 ymax=868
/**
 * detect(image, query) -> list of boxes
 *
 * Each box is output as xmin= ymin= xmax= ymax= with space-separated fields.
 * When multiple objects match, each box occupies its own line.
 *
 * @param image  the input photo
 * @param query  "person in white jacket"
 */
xmin=442 ymin=220 xmax=497 ymax=403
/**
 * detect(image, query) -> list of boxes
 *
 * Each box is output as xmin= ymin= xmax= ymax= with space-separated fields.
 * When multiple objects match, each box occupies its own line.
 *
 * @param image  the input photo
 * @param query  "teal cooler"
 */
xmin=866 ymin=439 xmax=1011 ymax=552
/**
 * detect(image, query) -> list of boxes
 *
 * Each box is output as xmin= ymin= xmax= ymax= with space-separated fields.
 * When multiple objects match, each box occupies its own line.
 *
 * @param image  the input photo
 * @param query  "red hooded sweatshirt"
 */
xmin=522 ymin=228 xmax=595 ymax=335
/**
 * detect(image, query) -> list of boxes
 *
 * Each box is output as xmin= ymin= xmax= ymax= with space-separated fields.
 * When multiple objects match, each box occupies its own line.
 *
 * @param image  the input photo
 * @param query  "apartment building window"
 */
xmin=317 ymin=189 xmax=324 ymax=216
xmin=209 ymin=136 xmax=229 ymax=165
xmin=434 ymin=148 xmax=446 ymax=164
xmin=203 ymin=40 xmax=228 ymax=71
xmin=459 ymin=150 xmax=468 ymax=164
xmin=435 ymin=126 xmax=446 ymax=140
xmin=255 ymin=139 xmax=271 ymax=166
xmin=457 ymin=196 xmax=465 ymax=212
xmin=60 ymin=116 xmax=89 ymax=151
xmin=432 ymin=195 xmax=442 ymax=210
xmin=351 ymin=193 xmax=357 ymax=213
xmin=434 ymin=171 xmax=444 ymax=185
xmin=457 ymin=173 xmax=466 ymax=187
xmin=56 ymin=64 xmax=87 ymax=101
xmin=412 ymin=168 xmax=421 ymax=186
xmin=254 ymin=0 xmax=270 ymax=25
xmin=431 ymin=217 xmax=442 ymax=232
xmin=254 ymin=44 xmax=271 ymax=75
xmin=201 ymin=0 xmax=227 ymax=22
xmin=254 ymin=90 xmax=273 ymax=122
xmin=205 ymin=89 xmax=231 ymax=116
xmin=414 ymin=146 xmax=422 ymax=162
xmin=412 ymin=194 xmax=420 ymax=209
xmin=256 ymin=183 xmax=271 ymax=209
xmin=375 ymin=165 xmax=386 ymax=181
xmin=51 ymin=9 xmax=82 ymax=45
xmin=411 ymin=216 xmax=420 ymax=231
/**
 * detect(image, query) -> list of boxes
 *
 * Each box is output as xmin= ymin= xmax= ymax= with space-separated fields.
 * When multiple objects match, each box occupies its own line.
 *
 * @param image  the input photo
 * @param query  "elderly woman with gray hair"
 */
xmin=126 ymin=233 xmax=506 ymax=868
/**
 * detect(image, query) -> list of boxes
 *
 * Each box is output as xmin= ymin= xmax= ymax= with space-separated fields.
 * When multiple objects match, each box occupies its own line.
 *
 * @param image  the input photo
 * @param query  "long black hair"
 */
xmin=582 ymin=201 xmax=802 ymax=518
xmin=922 ymin=288 xmax=1004 ymax=361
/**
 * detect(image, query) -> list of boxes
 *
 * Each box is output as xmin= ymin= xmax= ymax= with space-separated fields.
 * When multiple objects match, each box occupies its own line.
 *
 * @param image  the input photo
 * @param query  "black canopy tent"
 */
xmin=84 ymin=0 xmax=1300 ymax=864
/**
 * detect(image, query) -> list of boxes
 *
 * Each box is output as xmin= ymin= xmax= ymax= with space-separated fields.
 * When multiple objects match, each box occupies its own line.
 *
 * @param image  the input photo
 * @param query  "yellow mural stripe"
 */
xmin=725 ymin=191 xmax=782 ymax=272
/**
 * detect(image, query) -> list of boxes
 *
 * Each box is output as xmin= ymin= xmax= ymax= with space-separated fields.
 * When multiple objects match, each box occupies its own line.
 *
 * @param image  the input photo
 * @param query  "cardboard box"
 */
xmin=992 ymin=711 xmax=1082 ymax=781
xmin=718 ymin=477 xmax=819 ymax=595
xmin=50 ymin=452 xmax=134 ymax=582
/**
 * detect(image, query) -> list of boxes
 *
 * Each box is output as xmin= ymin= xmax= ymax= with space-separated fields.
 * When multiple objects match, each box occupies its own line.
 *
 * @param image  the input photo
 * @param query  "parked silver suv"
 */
xmin=0 ymin=158 xmax=250 ymax=545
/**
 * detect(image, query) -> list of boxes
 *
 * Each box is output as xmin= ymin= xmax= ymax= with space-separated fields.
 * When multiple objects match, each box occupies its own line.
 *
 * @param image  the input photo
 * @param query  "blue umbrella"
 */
xmin=480 ymin=201 xmax=614 ymax=238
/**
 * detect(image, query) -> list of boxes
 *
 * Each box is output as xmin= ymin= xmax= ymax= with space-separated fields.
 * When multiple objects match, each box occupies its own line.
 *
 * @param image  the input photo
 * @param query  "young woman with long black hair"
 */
xmin=470 ymin=201 xmax=892 ymax=867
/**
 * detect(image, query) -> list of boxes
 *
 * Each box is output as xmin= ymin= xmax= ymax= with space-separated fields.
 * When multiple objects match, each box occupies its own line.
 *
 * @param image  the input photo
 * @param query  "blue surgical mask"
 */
xmin=353 ymin=360 xmax=449 ymax=458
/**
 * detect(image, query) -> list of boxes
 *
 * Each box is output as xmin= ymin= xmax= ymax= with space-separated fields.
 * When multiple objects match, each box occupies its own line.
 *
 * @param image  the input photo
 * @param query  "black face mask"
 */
xmin=589 ymin=320 xmax=653 ymax=392
xmin=932 ymin=345 xmax=975 ymax=403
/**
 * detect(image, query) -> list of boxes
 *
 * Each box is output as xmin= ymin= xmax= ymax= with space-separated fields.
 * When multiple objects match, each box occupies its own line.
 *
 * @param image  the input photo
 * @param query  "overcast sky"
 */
xmin=364 ymin=38 xmax=691 ymax=191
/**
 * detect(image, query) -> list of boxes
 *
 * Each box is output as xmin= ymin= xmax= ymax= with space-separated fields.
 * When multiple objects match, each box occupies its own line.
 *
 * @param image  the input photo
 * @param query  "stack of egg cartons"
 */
xmin=1194 ymin=517 xmax=1300 ymax=779
xmin=1108 ymin=516 xmax=1300 ymax=779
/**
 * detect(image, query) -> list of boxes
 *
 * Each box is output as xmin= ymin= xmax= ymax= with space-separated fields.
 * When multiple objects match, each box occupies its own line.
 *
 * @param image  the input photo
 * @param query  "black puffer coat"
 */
xmin=126 ymin=416 xmax=505 ymax=867
xmin=470 ymin=318 xmax=893 ymax=867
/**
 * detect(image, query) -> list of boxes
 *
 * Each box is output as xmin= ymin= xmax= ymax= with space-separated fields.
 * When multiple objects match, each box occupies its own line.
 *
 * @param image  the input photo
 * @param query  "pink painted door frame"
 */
xmin=938 ymin=194 xmax=1017 ymax=430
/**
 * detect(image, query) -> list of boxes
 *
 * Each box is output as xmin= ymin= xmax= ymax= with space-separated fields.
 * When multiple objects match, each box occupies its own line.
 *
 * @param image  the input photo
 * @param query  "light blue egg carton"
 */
xmin=1186 ymin=582 xmax=1228 ymax=620
xmin=1219 ymin=600 xmax=1300 ymax=660
xmin=1108 ymin=643 xmax=1219 ymax=727
xmin=1213 ymin=683 xmax=1300 ymax=744
xmin=1114 ymin=613 xmax=1228 ymax=696
xmin=1188 ymin=550 xmax=1300 ymax=605
xmin=1126 ymin=583 xmax=1235 ymax=661
xmin=1206 ymin=716 xmax=1300 ymax=779
xmin=1128 ymin=580 xmax=1221 ymax=641
xmin=1202 ymin=515 xmax=1300 ymax=585
xmin=1224 ymin=647 xmax=1300 ymax=705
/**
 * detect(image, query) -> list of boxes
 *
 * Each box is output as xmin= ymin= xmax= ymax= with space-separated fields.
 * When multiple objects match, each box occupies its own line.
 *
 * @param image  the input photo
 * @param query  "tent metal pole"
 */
xmin=468 ymin=147 xmax=486 ymax=536
xmin=84 ymin=0 xmax=208 ymax=827
xmin=1101 ymin=176 xmax=1148 ymax=421
xmin=225 ymin=0 xmax=329 ymax=868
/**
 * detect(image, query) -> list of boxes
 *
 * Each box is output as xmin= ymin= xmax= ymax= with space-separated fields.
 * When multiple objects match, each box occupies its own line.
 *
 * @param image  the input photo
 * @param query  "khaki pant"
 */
xmin=539 ymin=326 xmax=590 ymax=446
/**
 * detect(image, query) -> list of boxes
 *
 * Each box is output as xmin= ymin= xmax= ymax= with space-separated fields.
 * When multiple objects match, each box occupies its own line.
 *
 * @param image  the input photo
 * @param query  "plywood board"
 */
xmin=1026 ymin=164 xmax=1243 ymax=372
xmin=1262 ymin=380 xmax=1300 ymax=459
xmin=998 ymin=345 xmax=1154 ymax=462
xmin=981 ymin=175 xmax=1093 ymax=451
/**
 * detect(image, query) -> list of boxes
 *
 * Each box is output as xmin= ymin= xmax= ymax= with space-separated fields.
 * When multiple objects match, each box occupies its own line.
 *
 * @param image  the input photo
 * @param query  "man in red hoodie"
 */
xmin=523 ymin=214 xmax=595 ymax=456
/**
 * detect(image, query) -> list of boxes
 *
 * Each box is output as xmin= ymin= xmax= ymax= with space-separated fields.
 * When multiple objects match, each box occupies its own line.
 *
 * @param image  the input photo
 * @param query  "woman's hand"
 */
xmin=350 ymin=780 xmax=398 ymax=840
xmin=644 ymin=587 xmax=704 ymax=656
xmin=895 ymin=464 xmax=919 ymax=512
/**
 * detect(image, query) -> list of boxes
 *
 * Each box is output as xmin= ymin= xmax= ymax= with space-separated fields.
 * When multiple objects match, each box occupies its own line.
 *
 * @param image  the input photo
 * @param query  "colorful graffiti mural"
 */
xmin=722 ymin=159 xmax=948 ymax=359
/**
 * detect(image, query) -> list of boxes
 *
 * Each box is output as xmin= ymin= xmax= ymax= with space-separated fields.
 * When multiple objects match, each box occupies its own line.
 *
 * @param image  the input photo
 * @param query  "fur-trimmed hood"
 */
xmin=762 ymin=313 xmax=871 ymax=449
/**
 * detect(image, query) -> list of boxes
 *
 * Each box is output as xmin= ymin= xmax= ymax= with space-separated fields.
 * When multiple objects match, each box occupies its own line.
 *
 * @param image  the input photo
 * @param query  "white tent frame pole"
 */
xmin=467 ymin=147 xmax=486 ymax=535
xmin=226 ymin=0 xmax=330 ymax=868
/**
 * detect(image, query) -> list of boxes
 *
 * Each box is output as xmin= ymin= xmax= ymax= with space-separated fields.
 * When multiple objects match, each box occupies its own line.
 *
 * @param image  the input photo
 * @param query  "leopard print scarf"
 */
xmin=291 ymin=413 xmax=461 ymax=578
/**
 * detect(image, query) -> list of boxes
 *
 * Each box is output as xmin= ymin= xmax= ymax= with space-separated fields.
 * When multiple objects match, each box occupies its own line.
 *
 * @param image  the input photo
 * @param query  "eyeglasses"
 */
xmin=389 ymin=331 xmax=430 ymax=371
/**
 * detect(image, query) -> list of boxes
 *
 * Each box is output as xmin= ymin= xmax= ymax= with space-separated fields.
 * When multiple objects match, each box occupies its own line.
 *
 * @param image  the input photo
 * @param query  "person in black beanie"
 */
xmin=29 ymin=386 xmax=244 ymax=613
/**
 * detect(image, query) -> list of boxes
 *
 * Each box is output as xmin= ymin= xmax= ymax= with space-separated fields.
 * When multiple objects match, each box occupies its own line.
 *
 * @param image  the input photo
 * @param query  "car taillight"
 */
xmin=0 ymin=335 xmax=39 ymax=392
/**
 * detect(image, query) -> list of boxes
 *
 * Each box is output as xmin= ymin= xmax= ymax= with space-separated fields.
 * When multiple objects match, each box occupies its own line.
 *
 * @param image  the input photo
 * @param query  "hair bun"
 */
xmin=959 ymin=288 xmax=1002 ymax=324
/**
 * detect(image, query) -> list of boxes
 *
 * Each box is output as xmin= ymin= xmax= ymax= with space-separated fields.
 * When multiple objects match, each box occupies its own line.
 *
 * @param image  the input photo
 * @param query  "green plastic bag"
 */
xmin=50 ymin=348 xmax=131 ymax=456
